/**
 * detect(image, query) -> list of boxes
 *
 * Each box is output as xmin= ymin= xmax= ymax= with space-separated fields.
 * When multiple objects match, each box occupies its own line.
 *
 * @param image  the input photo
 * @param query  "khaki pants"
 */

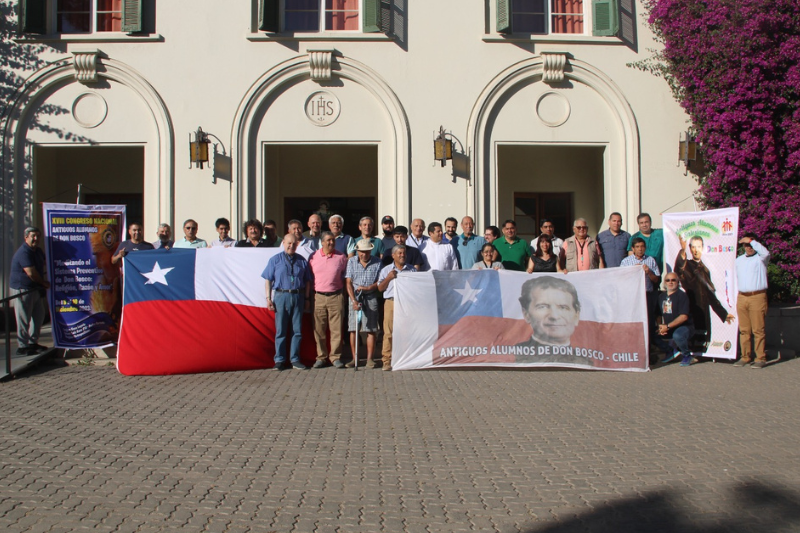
xmin=737 ymin=292 xmax=768 ymax=362
xmin=381 ymin=299 xmax=394 ymax=366
xmin=314 ymin=292 xmax=344 ymax=361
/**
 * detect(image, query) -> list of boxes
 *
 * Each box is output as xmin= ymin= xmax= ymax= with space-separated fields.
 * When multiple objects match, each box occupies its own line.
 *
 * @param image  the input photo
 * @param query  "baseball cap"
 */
xmin=381 ymin=215 xmax=394 ymax=225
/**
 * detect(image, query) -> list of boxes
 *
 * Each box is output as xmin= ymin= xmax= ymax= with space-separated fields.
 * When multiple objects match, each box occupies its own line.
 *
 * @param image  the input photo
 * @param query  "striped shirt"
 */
xmin=345 ymin=255 xmax=382 ymax=290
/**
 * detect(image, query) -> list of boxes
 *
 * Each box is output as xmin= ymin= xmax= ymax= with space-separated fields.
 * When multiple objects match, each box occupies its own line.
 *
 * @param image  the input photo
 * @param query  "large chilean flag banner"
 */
xmin=391 ymin=268 xmax=650 ymax=372
xmin=117 ymin=248 xmax=317 ymax=376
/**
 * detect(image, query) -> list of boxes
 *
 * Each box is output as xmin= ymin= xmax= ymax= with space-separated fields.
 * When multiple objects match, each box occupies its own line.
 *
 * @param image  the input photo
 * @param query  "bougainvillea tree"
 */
xmin=643 ymin=0 xmax=800 ymax=299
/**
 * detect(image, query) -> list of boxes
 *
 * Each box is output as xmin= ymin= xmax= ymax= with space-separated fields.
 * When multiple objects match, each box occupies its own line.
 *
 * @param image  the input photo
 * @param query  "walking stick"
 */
xmin=354 ymin=289 xmax=364 ymax=371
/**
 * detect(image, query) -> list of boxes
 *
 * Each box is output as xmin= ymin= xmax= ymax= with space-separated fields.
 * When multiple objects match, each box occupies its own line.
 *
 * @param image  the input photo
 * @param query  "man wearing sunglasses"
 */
xmin=173 ymin=219 xmax=207 ymax=248
xmin=559 ymin=218 xmax=605 ymax=273
xmin=654 ymin=274 xmax=695 ymax=366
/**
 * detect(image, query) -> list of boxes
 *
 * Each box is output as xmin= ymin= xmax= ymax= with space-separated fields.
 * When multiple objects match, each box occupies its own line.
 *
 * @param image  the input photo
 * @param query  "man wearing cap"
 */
xmin=456 ymin=216 xmax=485 ymax=270
xmin=348 ymin=216 xmax=384 ymax=258
xmin=345 ymin=239 xmax=382 ymax=368
xmin=378 ymin=244 xmax=416 ymax=371
xmin=733 ymin=235 xmax=770 ymax=368
xmin=421 ymin=222 xmax=459 ymax=272
xmin=309 ymin=231 xmax=349 ymax=368
xmin=9 ymin=227 xmax=51 ymax=355
xmin=380 ymin=215 xmax=396 ymax=254
xmin=381 ymin=226 xmax=424 ymax=271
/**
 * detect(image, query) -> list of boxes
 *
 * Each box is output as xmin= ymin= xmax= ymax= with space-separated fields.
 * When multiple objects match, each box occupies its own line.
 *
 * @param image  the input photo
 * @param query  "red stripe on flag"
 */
xmin=117 ymin=300 xmax=318 ymax=375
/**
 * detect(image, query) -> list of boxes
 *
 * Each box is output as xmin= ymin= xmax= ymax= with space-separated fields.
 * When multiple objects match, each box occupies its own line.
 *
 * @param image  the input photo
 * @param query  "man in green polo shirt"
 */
xmin=493 ymin=219 xmax=530 ymax=271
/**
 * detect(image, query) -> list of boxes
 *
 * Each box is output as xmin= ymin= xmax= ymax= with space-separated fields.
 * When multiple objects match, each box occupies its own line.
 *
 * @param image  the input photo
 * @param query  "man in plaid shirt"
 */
xmin=345 ymin=240 xmax=383 ymax=368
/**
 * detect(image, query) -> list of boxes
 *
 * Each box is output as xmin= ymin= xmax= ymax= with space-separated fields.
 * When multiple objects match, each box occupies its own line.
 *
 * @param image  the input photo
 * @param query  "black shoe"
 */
xmin=273 ymin=363 xmax=285 ymax=371
xmin=16 ymin=347 xmax=32 ymax=356
xmin=291 ymin=362 xmax=308 ymax=370
xmin=30 ymin=343 xmax=49 ymax=353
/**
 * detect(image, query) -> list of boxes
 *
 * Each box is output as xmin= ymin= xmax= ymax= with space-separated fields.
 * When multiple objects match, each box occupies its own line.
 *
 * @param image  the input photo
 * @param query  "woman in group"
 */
xmin=478 ymin=225 xmax=502 ymax=264
xmin=526 ymin=234 xmax=558 ymax=273
xmin=473 ymin=243 xmax=505 ymax=270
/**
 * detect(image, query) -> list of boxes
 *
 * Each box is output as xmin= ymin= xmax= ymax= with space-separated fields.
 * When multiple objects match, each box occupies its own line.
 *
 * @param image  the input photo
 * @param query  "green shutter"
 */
xmin=259 ymin=0 xmax=280 ymax=32
xmin=121 ymin=0 xmax=142 ymax=33
xmin=19 ymin=0 xmax=47 ymax=34
xmin=592 ymin=0 xmax=619 ymax=36
xmin=496 ymin=0 xmax=511 ymax=33
xmin=363 ymin=0 xmax=381 ymax=33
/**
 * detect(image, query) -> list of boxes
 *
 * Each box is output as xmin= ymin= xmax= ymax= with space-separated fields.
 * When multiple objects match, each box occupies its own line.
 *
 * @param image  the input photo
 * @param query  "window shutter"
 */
xmin=496 ymin=0 xmax=511 ymax=34
xmin=592 ymin=0 xmax=619 ymax=36
xmin=121 ymin=0 xmax=142 ymax=33
xmin=363 ymin=0 xmax=381 ymax=33
xmin=259 ymin=0 xmax=280 ymax=32
xmin=19 ymin=0 xmax=47 ymax=34
xmin=618 ymin=0 xmax=637 ymax=50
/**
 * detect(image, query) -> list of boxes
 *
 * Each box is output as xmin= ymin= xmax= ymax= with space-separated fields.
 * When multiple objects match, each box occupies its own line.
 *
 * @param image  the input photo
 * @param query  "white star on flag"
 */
xmin=454 ymin=280 xmax=481 ymax=306
xmin=141 ymin=262 xmax=175 ymax=286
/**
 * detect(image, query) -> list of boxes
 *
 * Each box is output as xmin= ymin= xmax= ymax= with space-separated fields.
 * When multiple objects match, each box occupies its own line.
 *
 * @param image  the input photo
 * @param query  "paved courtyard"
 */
xmin=2 ymin=358 xmax=800 ymax=532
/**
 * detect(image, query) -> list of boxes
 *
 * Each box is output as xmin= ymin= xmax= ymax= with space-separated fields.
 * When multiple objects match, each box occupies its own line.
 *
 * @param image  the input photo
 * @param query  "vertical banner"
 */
xmin=392 ymin=268 xmax=650 ymax=372
xmin=663 ymin=208 xmax=739 ymax=359
xmin=43 ymin=203 xmax=126 ymax=348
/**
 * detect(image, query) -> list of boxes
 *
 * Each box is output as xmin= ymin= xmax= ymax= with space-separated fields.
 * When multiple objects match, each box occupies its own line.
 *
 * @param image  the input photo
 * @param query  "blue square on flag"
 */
xmin=433 ymin=270 xmax=503 ymax=326
xmin=124 ymin=249 xmax=196 ymax=304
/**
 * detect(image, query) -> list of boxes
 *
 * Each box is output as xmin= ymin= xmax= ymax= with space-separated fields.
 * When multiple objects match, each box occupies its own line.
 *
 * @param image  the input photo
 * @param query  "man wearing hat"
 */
xmin=381 ymin=226 xmax=424 ymax=271
xmin=345 ymin=239 xmax=383 ymax=368
xmin=380 ymin=215 xmax=396 ymax=254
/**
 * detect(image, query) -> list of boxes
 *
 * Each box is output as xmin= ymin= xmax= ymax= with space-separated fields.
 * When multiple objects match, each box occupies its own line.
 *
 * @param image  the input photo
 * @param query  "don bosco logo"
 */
xmin=304 ymin=91 xmax=341 ymax=126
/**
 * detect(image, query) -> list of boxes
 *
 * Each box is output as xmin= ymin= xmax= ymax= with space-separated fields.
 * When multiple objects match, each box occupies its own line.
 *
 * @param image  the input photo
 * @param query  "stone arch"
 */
xmin=1 ymin=56 xmax=174 ymax=289
xmin=466 ymin=56 xmax=640 ymax=228
xmin=230 ymin=54 xmax=411 ymax=229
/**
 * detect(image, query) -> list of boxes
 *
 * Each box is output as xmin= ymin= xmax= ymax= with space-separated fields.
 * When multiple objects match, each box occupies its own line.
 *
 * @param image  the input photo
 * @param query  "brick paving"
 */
xmin=2 ymin=359 xmax=800 ymax=532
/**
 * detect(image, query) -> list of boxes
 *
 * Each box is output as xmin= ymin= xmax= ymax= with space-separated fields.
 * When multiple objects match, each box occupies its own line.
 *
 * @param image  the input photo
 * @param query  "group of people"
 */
xmin=9 ymin=210 xmax=771 ymax=372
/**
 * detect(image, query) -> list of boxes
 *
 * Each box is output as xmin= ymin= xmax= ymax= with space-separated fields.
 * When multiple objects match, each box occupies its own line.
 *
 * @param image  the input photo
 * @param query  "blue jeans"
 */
xmin=654 ymin=324 xmax=695 ymax=363
xmin=273 ymin=291 xmax=304 ymax=365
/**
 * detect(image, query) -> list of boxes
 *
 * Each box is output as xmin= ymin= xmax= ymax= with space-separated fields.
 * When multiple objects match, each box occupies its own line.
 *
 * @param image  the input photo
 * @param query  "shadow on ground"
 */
xmin=528 ymin=478 xmax=800 ymax=533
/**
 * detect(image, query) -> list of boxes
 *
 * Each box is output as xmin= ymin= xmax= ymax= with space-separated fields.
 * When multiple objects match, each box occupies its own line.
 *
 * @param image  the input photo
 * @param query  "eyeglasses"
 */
xmin=574 ymin=226 xmax=588 ymax=230
xmin=665 ymin=279 xmax=679 ymax=283
xmin=185 ymin=226 xmax=197 ymax=230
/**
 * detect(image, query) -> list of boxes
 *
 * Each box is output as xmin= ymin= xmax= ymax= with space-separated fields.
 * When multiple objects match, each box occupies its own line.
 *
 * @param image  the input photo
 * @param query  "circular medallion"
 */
xmin=304 ymin=91 xmax=341 ymax=127
xmin=72 ymin=92 xmax=108 ymax=128
xmin=536 ymin=92 xmax=571 ymax=128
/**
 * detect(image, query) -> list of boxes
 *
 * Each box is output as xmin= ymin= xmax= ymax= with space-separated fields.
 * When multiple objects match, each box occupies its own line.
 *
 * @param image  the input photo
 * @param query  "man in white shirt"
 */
xmin=420 ymin=222 xmax=459 ymax=272
xmin=733 ymin=234 xmax=770 ymax=368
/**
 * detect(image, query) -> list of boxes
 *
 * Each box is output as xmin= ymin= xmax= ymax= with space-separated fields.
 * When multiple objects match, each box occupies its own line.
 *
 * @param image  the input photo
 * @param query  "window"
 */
xmin=284 ymin=0 xmax=359 ymax=32
xmin=19 ymin=0 xmax=142 ymax=34
xmin=57 ymin=0 xmax=121 ymax=33
xmin=260 ymin=0 xmax=396 ymax=34
xmin=499 ymin=0 xmax=585 ymax=35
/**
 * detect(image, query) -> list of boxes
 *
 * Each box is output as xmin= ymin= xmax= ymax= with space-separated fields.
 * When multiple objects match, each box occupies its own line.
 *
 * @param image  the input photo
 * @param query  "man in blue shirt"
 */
xmin=456 ymin=216 xmax=485 ymax=270
xmin=9 ymin=227 xmax=50 ymax=355
xmin=596 ymin=212 xmax=631 ymax=268
xmin=262 ymin=234 xmax=312 ymax=370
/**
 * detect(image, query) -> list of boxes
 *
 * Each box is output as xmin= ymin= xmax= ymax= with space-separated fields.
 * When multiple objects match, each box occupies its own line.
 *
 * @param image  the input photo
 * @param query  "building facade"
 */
xmin=2 ymin=0 xmax=700 ymax=288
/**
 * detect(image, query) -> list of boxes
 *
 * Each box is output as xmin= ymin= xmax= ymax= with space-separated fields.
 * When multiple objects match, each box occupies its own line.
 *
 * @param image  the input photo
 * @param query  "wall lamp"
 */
xmin=678 ymin=130 xmax=698 ymax=172
xmin=433 ymin=126 xmax=453 ymax=167
xmin=189 ymin=127 xmax=227 ymax=170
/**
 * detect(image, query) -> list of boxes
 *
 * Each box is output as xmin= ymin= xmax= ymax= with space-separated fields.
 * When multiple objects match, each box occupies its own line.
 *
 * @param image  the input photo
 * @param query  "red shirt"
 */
xmin=309 ymin=249 xmax=347 ymax=292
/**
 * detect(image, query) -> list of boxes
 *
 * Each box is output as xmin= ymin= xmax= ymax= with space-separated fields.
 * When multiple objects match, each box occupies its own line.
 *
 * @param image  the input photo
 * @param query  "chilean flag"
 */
xmin=117 ymin=248 xmax=317 ymax=375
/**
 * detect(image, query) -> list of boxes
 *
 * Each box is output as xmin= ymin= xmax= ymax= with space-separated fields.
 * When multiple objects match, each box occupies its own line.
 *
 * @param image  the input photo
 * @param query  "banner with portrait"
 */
xmin=663 ymin=208 xmax=739 ymax=359
xmin=43 ymin=203 xmax=126 ymax=349
xmin=392 ymin=268 xmax=649 ymax=372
